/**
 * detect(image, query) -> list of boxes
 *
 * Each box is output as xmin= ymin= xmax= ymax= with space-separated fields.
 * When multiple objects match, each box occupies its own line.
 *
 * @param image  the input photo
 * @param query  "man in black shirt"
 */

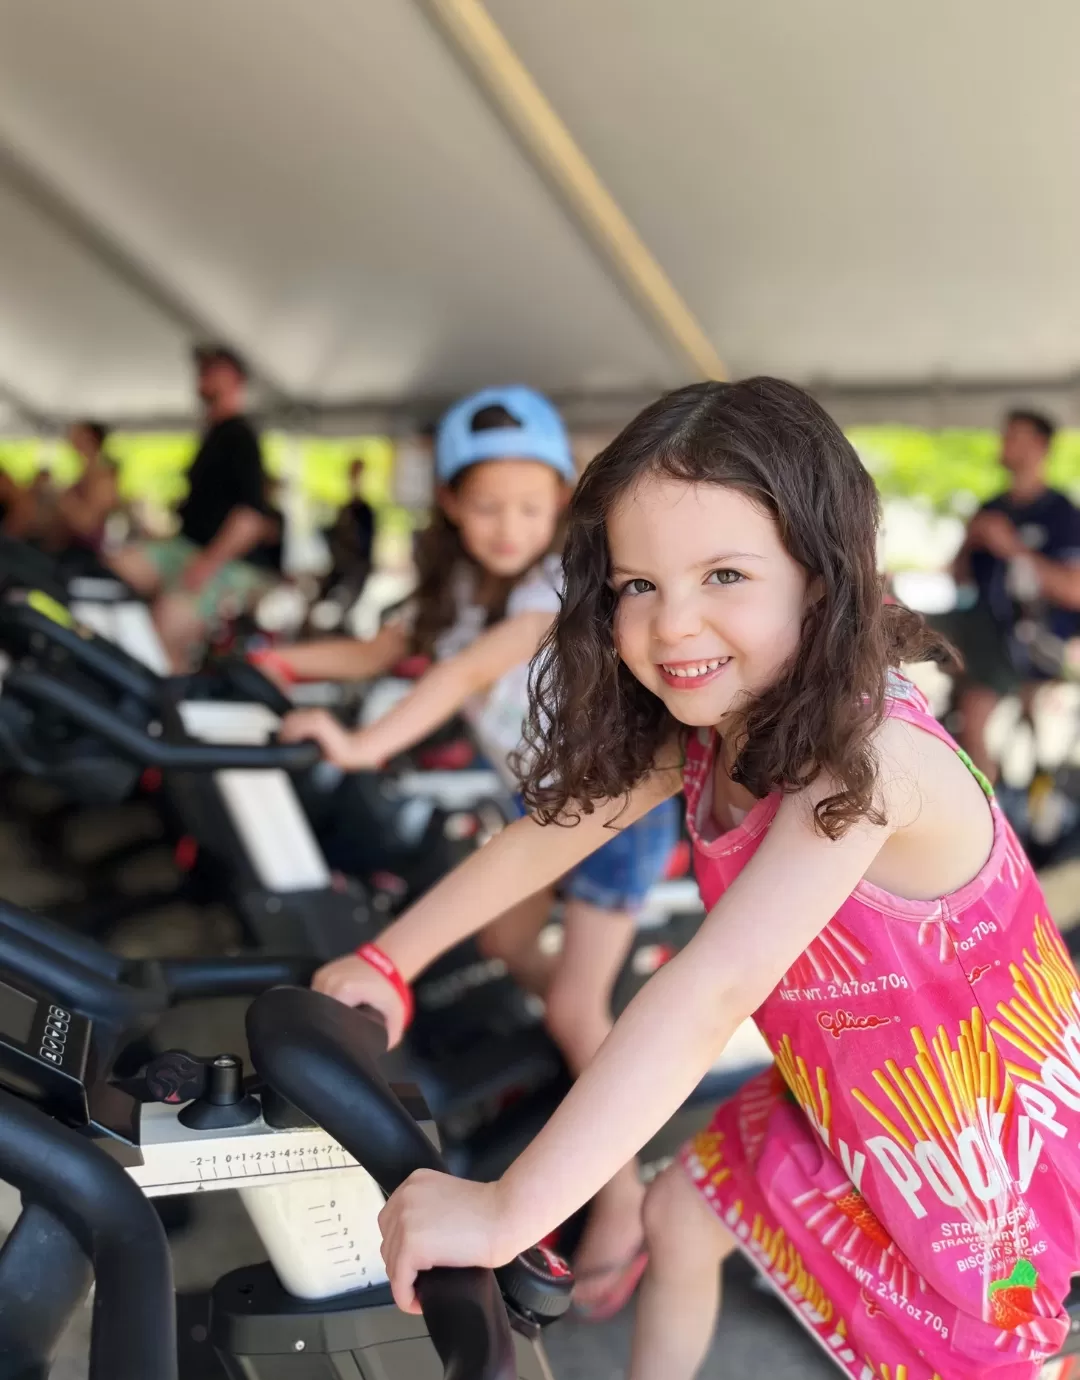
xmin=110 ymin=346 xmax=280 ymax=669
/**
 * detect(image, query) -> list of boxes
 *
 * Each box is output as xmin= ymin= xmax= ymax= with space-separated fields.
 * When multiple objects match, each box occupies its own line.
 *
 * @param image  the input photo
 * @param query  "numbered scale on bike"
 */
xmin=132 ymin=1102 xmax=393 ymax=1299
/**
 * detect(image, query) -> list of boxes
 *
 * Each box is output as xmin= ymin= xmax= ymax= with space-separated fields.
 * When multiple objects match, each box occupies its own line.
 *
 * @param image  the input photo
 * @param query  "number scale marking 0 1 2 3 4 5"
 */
xmin=128 ymin=1101 xmax=363 ymax=1197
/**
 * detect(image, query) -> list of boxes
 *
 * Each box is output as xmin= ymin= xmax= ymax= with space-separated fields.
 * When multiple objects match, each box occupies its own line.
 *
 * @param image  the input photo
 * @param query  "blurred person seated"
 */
xmin=943 ymin=408 xmax=1080 ymax=778
xmin=109 ymin=345 xmax=280 ymax=670
xmin=42 ymin=420 xmax=121 ymax=567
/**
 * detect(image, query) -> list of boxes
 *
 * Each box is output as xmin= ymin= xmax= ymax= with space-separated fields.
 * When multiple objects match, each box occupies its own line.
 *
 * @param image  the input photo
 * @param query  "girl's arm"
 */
xmin=312 ymin=753 xmax=684 ymax=1036
xmin=280 ymin=611 xmax=553 ymax=769
xmin=272 ymin=623 xmax=409 ymax=684
xmin=342 ymin=611 xmax=553 ymax=766
xmin=378 ymin=753 xmax=908 ymax=1309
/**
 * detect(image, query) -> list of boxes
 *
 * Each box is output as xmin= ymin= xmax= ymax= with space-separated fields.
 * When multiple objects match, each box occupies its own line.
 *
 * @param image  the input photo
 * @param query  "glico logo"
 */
xmin=817 ymin=1010 xmax=892 ymax=1040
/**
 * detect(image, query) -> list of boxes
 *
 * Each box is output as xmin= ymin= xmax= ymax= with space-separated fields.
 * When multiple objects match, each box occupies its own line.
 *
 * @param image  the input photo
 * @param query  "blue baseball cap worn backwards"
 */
xmin=435 ymin=386 xmax=576 ymax=485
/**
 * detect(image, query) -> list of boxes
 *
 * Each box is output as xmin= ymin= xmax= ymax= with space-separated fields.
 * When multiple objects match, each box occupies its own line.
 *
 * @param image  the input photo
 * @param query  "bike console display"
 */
xmin=0 ymin=973 xmax=93 ymax=1126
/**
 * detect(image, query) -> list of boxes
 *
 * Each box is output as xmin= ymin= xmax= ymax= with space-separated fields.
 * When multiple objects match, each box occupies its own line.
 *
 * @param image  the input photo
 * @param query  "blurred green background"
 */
xmin=5 ymin=425 xmax=1080 ymax=572
xmin=852 ymin=427 xmax=1080 ymax=512
xmin=0 ymin=431 xmax=417 ymax=566
xmin=0 ymin=432 xmax=396 ymax=506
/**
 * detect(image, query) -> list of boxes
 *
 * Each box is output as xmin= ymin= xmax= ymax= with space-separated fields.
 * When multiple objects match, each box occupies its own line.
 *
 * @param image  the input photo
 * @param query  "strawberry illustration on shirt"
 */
xmin=988 ymin=1260 xmax=1039 ymax=1331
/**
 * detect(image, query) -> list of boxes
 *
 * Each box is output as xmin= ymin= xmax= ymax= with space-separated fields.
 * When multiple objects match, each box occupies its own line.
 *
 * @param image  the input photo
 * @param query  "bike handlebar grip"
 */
xmin=2 ymin=668 xmax=321 ymax=771
xmin=0 ymin=1203 xmax=94 ymax=1376
xmin=149 ymin=737 xmax=323 ymax=771
xmin=245 ymin=988 xmax=517 ymax=1380
xmin=415 ymin=1267 xmax=518 ymax=1380
xmin=0 ymin=1089 xmax=176 ymax=1380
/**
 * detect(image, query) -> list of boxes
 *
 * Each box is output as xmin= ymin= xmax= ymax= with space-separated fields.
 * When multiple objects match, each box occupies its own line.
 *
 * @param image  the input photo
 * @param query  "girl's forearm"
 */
xmin=379 ymin=761 xmax=681 ymax=991
xmin=378 ymin=809 xmax=634 ymax=981
xmin=359 ymin=660 xmax=473 ymax=764
xmin=493 ymin=951 xmax=739 ymax=1256
xmin=281 ymin=626 xmax=407 ymax=682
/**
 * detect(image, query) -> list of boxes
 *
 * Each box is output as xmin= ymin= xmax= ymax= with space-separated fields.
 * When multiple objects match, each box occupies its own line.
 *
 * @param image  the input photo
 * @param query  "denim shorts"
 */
xmin=514 ymin=795 xmax=682 ymax=916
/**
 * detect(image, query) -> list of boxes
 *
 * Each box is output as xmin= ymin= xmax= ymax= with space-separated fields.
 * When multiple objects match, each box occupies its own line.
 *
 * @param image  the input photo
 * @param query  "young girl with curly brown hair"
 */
xmin=316 ymin=378 xmax=1080 ymax=1379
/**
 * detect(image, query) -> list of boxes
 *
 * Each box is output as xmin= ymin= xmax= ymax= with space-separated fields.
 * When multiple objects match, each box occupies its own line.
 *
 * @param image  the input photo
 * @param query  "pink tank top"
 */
xmin=684 ymin=673 xmax=1080 ymax=1346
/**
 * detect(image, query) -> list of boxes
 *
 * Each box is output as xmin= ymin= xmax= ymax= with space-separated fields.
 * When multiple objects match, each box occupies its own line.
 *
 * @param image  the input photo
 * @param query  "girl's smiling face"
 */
xmin=608 ymin=474 xmax=812 ymax=728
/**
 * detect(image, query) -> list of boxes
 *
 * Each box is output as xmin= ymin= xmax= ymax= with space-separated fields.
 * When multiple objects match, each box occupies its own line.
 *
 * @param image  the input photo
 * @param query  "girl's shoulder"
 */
xmin=505 ymin=553 xmax=564 ymax=617
xmin=872 ymin=675 xmax=993 ymax=841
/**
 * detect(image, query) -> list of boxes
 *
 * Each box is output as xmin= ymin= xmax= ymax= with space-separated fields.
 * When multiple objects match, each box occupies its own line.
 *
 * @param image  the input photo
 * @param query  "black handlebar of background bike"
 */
xmin=3 ymin=668 xmax=321 ymax=772
xmin=154 ymin=954 xmax=320 ymax=999
xmin=246 ymin=987 xmax=518 ymax=1380
xmin=0 ymin=898 xmax=319 ymax=1037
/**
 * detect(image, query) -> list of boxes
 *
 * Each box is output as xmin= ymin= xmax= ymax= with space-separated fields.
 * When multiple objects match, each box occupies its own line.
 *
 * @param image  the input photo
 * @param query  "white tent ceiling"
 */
xmin=1 ymin=0 xmax=1078 ymax=432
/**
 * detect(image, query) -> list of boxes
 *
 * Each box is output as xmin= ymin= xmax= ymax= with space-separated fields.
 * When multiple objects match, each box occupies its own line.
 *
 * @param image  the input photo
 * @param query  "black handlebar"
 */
xmin=155 ymin=955 xmax=320 ymax=1000
xmin=3 ymin=668 xmax=321 ymax=772
xmin=0 ymin=900 xmax=319 ymax=1039
xmin=246 ymin=987 xmax=518 ymax=1380
xmin=177 ymin=657 xmax=293 ymax=718
xmin=0 ymin=1089 xmax=176 ymax=1380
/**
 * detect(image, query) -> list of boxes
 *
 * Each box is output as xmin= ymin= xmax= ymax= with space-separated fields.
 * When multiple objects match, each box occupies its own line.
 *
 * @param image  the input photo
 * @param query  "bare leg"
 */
xmin=630 ymin=1163 xmax=735 ymax=1380
xmin=106 ymin=545 xmax=163 ymax=599
xmin=955 ymin=683 xmax=1000 ymax=782
xmin=544 ymin=898 xmax=642 ymax=1310
xmin=475 ymin=887 xmax=556 ymax=996
xmin=152 ymin=592 xmax=207 ymax=673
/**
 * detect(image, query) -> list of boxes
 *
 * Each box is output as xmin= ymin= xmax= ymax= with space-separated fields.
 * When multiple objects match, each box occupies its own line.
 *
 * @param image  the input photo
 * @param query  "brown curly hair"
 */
xmin=410 ymin=488 xmax=517 ymax=658
xmin=518 ymin=378 xmax=957 ymax=839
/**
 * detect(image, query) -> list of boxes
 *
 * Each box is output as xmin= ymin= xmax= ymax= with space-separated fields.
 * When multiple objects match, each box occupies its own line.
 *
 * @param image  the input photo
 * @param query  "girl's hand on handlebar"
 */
xmin=279 ymin=709 xmax=380 ymax=770
xmin=312 ymin=954 xmax=410 ymax=1046
xmin=378 ymin=1171 xmax=508 ymax=1314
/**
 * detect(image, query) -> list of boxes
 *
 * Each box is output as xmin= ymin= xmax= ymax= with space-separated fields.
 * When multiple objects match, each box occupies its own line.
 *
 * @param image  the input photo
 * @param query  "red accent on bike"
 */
xmin=140 ymin=768 xmax=163 ymax=793
xmin=174 ymin=836 xmax=198 ymax=872
xmin=664 ymin=840 xmax=692 ymax=880
xmin=642 ymin=944 xmax=677 ymax=972
xmin=535 ymin=1245 xmax=573 ymax=1279
xmin=371 ymin=871 xmax=409 ymax=897
xmin=417 ymin=740 xmax=475 ymax=771
xmin=248 ymin=649 xmax=298 ymax=685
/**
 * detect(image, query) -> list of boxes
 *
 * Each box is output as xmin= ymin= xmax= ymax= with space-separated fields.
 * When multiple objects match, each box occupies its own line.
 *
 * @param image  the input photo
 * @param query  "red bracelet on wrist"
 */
xmin=248 ymin=649 xmax=298 ymax=685
xmin=355 ymin=943 xmax=414 ymax=1030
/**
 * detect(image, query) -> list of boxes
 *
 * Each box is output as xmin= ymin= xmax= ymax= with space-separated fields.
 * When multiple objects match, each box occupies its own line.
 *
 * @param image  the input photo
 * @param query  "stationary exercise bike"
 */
xmin=0 ymin=896 xmax=571 ymax=1379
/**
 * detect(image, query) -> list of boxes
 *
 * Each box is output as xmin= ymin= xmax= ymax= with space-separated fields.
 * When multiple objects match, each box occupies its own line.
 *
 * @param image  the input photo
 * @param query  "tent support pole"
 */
xmin=416 ymin=0 xmax=726 ymax=381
